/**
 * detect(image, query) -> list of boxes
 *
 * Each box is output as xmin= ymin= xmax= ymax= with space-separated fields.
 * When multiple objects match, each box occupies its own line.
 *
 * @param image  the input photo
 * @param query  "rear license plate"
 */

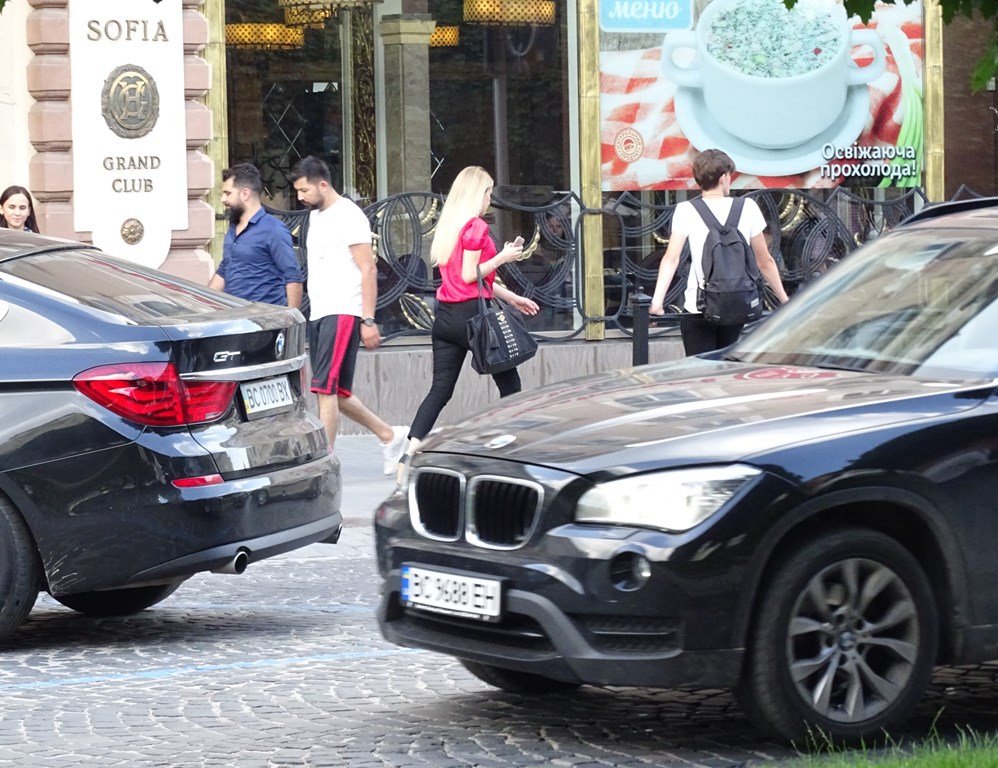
xmin=240 ymin=376 xmax=294 ymax=419
xmin=401 ymin=565 xmax=502 ymax=621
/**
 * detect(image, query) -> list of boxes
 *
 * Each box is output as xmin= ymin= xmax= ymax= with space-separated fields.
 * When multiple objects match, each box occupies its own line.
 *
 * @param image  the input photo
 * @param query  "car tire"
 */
xmin=736 ymin=527 xmax=937 ymax=744
xmin=53 ymin=583 xmax=181 ymax=617
xmin=0 ymin=497 xmax=41 ymax=640
xmin=460 ymin=660 xmax=581 ymax=694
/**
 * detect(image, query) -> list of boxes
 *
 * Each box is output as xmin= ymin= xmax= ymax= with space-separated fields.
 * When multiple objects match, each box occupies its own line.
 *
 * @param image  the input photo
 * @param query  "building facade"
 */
xmin=1 ymin=0 xmax=996 ymax=431
xmin=2 ymin=0 xmax=996 ymax=265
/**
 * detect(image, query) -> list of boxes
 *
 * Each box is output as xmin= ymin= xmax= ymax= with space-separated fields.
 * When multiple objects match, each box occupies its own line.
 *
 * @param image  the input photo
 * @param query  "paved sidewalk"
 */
xmin=333 ymin=433 xmax=401 ymax=526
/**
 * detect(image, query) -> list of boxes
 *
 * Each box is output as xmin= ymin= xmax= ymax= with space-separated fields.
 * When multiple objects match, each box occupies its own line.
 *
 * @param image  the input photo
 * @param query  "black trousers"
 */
xmin=409 ymin=299 xmax=521 ymax=440
xmin=679 ymin=313 xmax=743 ymax=356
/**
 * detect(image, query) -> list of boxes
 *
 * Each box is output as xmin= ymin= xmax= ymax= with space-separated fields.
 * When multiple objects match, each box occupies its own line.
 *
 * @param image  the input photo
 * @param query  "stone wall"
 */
xmin=943 ymin=14 xmax=998 ymax=197
xmin=339 ymin=335 xmax=685 ymax=435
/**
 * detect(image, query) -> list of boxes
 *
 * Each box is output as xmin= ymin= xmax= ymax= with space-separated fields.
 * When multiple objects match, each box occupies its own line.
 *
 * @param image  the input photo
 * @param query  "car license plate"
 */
xmin=401 ymin=565 xmax=502 ymax=621
xmin=240 ymin=375 xmax=294 ymax=419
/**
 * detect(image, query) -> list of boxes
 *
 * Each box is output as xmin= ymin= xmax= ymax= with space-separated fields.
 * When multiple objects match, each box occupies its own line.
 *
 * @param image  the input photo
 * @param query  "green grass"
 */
xmin=788 ymin=724 xmax=998 ymax=767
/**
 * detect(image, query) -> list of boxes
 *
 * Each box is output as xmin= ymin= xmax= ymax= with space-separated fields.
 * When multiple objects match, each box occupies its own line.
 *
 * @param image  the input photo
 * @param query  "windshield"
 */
xmin=731 ymin=227 xmax=998 ymax=380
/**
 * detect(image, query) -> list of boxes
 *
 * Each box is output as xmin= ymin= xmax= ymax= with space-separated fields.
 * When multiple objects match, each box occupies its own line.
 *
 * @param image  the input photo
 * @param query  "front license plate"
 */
xmin=240 ymin=376 xmax=294 ymax=419
xmin=401 ymin=565 xmax=502 ymax=621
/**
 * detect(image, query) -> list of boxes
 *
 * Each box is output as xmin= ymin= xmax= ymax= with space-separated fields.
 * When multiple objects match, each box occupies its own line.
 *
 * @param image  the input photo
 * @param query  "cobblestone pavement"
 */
xmin=1 ymin=437 xmax=998 ymax=767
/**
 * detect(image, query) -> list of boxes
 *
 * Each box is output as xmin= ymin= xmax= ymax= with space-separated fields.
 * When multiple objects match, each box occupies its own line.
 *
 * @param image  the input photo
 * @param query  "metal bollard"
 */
xmin=630 ymin=286 xmax=652 ymax=367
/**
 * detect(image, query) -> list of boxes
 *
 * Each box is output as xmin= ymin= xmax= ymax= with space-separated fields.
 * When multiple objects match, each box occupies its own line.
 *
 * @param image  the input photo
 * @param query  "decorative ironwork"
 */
xmin=283 ymin=5 xmax=333 ymax=28
xmin=256 ymin=82 xmax=308 ymax=202
xmin=279 ymin=0 xmax=377 ymax=12
xmin=351 ymin=7 xmax=377 ymax=202
xmin=265 ymin=185 xmax=978 ymax=345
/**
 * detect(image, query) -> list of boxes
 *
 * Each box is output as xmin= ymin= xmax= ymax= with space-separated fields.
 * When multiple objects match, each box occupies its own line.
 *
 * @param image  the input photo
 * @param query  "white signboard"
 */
xmin=69 ymin=0 xmax=188 ymax=267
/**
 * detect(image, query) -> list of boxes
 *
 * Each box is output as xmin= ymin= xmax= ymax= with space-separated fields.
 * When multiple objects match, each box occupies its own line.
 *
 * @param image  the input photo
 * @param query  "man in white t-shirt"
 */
xmin=289 ymin=156 xmax=407 ymax=474
xmin=650 ymin=149 xmax=790 ymax=355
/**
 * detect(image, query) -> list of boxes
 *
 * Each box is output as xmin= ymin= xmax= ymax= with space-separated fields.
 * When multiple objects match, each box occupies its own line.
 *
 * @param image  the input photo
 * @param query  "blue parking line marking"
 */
xmin=0 ymin=647 xmax=426 ymax=691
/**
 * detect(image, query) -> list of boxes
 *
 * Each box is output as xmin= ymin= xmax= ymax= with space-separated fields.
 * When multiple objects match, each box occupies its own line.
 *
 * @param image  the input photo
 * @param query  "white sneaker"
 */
xmin=381 ymin=426 xmax=409 ymax=476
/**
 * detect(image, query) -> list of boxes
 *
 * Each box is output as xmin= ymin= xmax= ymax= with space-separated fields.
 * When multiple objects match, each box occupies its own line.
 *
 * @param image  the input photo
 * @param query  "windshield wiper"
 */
xmin=811 ymin=362 xmax=871 ymax=373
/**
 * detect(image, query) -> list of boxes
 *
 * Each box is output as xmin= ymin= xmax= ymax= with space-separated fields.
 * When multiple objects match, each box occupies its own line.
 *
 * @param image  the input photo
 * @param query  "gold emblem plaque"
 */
xmin=101 ymin=64 xmax=160 ymax=139
xmin=121 ymin=218 xmax=145 ymax=245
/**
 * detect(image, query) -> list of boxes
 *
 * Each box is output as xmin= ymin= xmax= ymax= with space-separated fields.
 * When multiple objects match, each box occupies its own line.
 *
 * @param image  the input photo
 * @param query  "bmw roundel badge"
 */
xmin=274 ymin=331 xmax=285 ymax=359
xmin=484 ymin=434 xmax=517 ymax=449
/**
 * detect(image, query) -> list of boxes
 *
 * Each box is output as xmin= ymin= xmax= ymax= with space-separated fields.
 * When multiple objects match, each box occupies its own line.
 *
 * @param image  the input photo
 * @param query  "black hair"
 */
xmin=221 ymin=163 xmax=263 ymax=196
xmin=289 ymin=155 xmax=333 ymax=186
xmin=0 ymin=185 xmax=40 ymax=233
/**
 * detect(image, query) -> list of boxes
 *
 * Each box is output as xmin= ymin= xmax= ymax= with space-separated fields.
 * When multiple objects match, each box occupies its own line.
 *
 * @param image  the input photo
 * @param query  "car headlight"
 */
xmin=575 ymin=465 xmax=761 ymax=533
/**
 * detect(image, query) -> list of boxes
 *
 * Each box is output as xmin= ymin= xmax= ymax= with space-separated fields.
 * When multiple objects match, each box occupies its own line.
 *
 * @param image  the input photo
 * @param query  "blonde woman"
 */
xmin=401 ymin=166 xmax=539 ymax=468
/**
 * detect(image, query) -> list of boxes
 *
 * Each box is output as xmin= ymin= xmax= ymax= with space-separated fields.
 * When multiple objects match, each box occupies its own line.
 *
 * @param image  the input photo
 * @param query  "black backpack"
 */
xmin=691 ymin=196 xmax=765 ymax=326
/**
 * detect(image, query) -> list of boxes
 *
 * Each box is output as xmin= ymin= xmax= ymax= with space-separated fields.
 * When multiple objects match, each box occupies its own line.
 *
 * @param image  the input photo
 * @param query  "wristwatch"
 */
xmin=361 ymin=317 xmax=377 ymax=327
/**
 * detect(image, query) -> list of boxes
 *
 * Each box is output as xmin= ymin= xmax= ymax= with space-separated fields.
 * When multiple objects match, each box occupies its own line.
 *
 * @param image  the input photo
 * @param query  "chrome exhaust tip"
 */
xmin=212 ymin=550 xmax=249 ymax=575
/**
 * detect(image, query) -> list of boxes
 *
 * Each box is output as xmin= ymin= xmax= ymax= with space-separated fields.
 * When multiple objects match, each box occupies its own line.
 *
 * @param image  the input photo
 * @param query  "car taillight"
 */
xmin=172 ymin=474 xmax=224 ymax=488
xmin=73 ymin=363 xmax=237 ymax=427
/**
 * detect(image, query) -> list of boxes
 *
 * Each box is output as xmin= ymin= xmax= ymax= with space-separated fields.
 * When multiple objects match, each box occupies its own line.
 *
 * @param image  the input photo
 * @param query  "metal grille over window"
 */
xmin=468 ymin=477 xmax=541 ymax=548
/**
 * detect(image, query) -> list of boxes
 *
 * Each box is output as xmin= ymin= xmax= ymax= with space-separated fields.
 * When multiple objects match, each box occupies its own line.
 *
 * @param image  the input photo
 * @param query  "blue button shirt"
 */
xmin=218 ymin=208 xmax=303 ymax=306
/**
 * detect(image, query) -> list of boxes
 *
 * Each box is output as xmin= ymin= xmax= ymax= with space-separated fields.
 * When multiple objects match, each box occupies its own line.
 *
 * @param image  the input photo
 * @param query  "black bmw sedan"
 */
xmin=376 ymin=198 xmax=998 ymax=742
xmin=0 ymin=229 xmax=340 ymax=639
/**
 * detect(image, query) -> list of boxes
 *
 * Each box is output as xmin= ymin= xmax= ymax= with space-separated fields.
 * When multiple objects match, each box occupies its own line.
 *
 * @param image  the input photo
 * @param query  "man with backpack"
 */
xmin=649 ymin=149 xmax=789 ymax=355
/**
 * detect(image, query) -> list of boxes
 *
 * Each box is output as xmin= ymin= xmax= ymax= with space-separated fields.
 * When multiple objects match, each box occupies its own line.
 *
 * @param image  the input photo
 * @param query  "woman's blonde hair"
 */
xmin=430 ymin=166 xmax=493 ymax=266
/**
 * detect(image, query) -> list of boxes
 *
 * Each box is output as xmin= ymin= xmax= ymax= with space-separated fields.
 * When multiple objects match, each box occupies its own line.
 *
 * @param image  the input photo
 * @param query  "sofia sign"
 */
xmin=69 ymin=0 xmax=187 ymax=267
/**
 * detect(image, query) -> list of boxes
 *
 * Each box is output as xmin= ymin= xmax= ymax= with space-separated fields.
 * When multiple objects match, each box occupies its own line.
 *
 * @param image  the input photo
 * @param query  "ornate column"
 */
xmin=351 ymin=7 xmax=378 ymax=202
xmin=25 ymin=0 xmax=73 ymax=235
xmin=170 ymin=0 xmax=215 ymax=281
xmin=379 ymin=13 xmax=435 ymax=194
xmin=923 ymin=0 xmax=944 ymax=201
xmin=577 ymin=0 xmax=605 ymax=340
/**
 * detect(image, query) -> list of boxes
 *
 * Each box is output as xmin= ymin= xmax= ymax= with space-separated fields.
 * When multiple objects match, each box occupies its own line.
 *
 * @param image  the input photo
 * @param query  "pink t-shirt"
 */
xmin=436 ymin=217 xmax=496 ymax=303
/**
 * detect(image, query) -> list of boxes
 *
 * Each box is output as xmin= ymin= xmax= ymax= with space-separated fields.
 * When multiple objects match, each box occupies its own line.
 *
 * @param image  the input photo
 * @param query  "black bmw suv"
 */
xmin=0 ymin=229 xmax=341 ymax=639
xmin=375 ymin=198 xmax=998 ymax=742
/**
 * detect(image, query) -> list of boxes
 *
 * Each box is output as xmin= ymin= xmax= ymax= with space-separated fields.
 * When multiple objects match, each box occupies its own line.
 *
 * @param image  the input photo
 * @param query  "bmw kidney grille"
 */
xmin=410 ymin=468 xmax=542 ymax=549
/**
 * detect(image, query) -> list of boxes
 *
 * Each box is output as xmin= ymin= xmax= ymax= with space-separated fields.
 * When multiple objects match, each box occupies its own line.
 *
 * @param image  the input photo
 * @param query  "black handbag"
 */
xmin=466 ymin=265 xmax=538 ymax=375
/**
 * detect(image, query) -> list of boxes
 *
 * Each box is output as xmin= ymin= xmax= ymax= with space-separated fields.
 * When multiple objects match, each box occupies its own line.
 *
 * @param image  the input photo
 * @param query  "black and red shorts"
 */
xmin=307 ymin=314 xmax=360 ymax=396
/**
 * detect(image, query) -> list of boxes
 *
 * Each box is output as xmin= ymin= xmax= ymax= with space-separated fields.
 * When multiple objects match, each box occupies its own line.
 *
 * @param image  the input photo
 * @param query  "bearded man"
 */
xmin=208 ymin=163 xmax=303 ymax=309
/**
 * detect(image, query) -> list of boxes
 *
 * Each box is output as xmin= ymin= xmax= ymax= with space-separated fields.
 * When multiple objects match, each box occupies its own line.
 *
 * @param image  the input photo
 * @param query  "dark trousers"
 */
xmin=409 ymin=299 xmax=521 ymax=440
xmin=680 ymin=313 xmax=743 ymax=356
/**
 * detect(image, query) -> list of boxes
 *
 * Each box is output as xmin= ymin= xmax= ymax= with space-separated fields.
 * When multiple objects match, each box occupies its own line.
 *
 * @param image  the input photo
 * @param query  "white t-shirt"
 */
xmin=305 ymin=197 xmax=373 ymax=320
xmin=671 ymin=196 xmax=767 ymax=313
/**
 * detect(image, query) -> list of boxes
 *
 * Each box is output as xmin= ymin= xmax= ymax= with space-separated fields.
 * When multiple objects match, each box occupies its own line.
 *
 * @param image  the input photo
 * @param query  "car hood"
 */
xmin=422 ymin=357 xmax=992 ymax=475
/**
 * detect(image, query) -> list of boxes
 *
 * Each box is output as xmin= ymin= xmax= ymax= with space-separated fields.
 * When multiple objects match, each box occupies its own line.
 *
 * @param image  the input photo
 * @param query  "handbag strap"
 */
xmin=475 ymin=264 xmax=489 ymax=314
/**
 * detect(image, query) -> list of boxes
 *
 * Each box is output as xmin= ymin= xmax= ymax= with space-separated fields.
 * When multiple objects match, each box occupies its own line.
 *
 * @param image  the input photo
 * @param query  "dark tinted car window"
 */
xmin=733 ymin=229 xmax=998 ymax=379
xmin=0 ymin=250 xmax=243 ymax=322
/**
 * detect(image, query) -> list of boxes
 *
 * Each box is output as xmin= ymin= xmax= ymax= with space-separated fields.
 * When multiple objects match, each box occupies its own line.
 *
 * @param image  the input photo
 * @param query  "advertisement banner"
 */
xmin=600 ymin=0 xmax=924 ymax=190
xmin=69 ymin=0 xmax=188 ymax=267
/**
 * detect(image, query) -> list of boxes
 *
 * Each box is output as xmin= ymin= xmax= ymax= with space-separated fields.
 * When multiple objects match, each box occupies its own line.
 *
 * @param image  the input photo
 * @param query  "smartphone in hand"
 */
xmin=512 ymin=236 xmax=524 ymax=247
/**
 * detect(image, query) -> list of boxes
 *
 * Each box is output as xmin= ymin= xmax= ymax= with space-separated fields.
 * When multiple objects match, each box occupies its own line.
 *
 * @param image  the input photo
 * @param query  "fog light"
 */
xmin=609 ymin=551 xmax=651 ymax=591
